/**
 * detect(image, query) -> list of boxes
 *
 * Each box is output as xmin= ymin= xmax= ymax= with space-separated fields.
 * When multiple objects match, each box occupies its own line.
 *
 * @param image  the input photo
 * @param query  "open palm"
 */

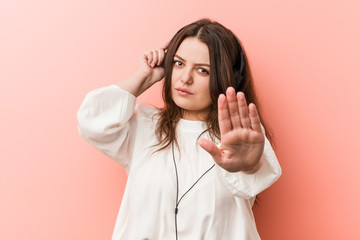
xmin=198 ymin=87 xmax=265 ymax=173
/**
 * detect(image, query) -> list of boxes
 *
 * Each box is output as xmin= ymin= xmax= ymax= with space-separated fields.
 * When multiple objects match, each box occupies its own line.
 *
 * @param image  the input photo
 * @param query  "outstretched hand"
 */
xmin=198 ymin=87 xmax=265 ymax=173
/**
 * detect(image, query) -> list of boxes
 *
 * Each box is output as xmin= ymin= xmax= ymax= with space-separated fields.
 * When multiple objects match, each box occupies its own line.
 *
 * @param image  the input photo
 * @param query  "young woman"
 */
xmin=77 ymin=18 xmax=281 ymax=240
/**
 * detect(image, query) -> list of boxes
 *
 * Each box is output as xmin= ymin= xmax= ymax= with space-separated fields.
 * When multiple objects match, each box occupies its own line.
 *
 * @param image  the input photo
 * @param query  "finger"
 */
xmin=249 ymin=103 xmax=262 ymax=132
xmin=163 ymin=41 xmax=169 ymax=50
xmin=198 ymin=139 xmax=222 ymax=163
xmin=237 ymin=92 xmax=251 ymax=129
xmin=226 ymin=87 xmax=241 ymax=129
xmin=151 ymin=50 xmax=158 ymax=67
xmin=218 ymin=94 xmax=232 ymax=134
xmin=145 ymin=51 xmax=153 ymax=67
xmin=157 ymin=49 xmax=165 ymax=66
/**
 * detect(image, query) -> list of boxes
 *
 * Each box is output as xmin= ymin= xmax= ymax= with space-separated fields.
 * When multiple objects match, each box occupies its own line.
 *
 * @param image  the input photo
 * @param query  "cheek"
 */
xmin=199 ymin=80 xmax=211 ymax=100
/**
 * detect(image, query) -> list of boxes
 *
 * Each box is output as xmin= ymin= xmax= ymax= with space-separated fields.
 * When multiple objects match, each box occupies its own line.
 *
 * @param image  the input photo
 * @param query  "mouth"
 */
xmin=175 ymin=87 xmax=193 ymax=96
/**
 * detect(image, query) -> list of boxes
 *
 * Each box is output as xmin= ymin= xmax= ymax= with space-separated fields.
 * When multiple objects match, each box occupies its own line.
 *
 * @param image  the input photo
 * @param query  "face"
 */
xmin=171 ymin=37 xmax=212 ymax=121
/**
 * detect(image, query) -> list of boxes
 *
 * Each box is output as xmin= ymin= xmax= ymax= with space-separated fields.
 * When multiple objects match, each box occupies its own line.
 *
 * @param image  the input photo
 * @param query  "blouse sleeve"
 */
xmin=215 ymin=137 xmax=282 ymax=199
xmin=77 ymin=85 xmax=137 ymax=170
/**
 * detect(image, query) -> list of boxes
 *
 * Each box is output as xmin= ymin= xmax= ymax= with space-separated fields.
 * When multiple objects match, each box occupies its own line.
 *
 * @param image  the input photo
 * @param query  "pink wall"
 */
xmin=1 ymin=0 xmax=359 ymax=239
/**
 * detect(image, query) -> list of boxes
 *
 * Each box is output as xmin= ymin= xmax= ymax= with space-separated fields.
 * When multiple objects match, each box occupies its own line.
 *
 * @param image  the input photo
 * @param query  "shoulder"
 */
xmin=136 ymin=103 xmax=159 ymax=115
xmin=104 ymin=84 xmax=160 ymax=122
xmin=133 ymin=103 xmax=160 ymax=125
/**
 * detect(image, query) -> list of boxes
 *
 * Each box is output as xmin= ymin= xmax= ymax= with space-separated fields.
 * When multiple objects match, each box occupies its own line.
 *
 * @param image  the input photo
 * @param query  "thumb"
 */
xmin=198 ymin=139 xmax=222 ymax=164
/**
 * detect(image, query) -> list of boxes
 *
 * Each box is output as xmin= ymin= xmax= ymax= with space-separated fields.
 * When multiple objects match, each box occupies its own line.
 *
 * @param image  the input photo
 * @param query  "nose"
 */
xmin=180 ymin=67 xmax=193 ymax=85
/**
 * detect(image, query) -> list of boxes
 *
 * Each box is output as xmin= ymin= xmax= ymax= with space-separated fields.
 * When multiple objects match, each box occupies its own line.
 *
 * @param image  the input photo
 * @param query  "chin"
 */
xmin=172 ymin=96 xmax=191 ymax=109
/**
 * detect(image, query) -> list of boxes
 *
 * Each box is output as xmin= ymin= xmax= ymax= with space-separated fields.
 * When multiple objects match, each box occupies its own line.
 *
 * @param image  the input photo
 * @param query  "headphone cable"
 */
xmin=166 ymin=108 xmax=215 ymax=240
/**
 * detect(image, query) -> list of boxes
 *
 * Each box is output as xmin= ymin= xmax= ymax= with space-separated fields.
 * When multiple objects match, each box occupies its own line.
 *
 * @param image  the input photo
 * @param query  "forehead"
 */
xmin=175 ymin=37 xmax=210 ymax=64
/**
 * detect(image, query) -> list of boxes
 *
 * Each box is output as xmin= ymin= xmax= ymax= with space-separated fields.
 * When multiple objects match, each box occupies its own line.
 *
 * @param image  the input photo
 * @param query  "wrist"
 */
xmin=117 ymin=72 xmax=149 ymax=97
xmin=134 ymin=71 xmax=153 ymax=95
xmin=242 ymin=158 xmax=262 ymax=174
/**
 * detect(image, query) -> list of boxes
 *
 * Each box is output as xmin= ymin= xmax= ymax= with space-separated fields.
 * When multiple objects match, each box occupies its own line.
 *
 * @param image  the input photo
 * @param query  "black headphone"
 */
xmin=164 ymin=27 xmax=246 ymax=92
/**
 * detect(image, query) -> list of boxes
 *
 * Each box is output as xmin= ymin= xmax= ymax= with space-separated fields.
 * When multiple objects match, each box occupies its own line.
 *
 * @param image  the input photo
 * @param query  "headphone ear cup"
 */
xmin=233 ymin=68 xmax=242 ymax=92
xmin=232 ymin=36 xmax=245 ymax=92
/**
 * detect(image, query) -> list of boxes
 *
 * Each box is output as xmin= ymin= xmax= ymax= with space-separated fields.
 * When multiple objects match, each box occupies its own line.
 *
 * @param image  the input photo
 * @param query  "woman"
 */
xmin=77 ymin=18 xmax=281 ymax=240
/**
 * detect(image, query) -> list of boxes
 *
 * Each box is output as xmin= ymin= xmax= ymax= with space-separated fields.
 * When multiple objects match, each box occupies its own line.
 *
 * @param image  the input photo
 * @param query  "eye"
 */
xmin=173 ymin=60 xmax=183 ymax=67
xmin=198 ymin=68 xmax=209 ymax=75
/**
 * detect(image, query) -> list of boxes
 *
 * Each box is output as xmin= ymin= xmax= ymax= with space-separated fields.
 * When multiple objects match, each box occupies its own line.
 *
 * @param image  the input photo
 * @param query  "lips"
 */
xmin=175 ymin=87 xmax=193 ymax=96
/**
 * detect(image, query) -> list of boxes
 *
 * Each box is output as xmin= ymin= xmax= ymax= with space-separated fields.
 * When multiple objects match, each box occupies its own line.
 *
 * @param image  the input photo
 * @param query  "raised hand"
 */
xmin=138 ymin=48 xmax=166 ymax=86
xmin=118 ymin=48 xmax=165 ymax=97
xmin=198 ymin=87 xmax=265 ymax=173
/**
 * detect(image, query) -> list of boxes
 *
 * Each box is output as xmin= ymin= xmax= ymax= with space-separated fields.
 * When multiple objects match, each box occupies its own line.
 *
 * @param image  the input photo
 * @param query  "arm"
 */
xmin=77 ymin=48 xmax=166 ymax=168
xmin=77 ymin=86 xmax=137 ymax=168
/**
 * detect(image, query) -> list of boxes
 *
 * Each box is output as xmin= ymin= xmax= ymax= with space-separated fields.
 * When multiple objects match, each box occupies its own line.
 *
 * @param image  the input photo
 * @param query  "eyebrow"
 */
xmin=174 ymin=54 xmax=210 ymax=67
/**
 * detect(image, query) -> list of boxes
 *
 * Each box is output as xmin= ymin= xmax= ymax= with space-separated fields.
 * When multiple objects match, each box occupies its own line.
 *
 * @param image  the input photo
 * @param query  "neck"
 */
xmin=182 ymin=110 xmax=209 ymax=121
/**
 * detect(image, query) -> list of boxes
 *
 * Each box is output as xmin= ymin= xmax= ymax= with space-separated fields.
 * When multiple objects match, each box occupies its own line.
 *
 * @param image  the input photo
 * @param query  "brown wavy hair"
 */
xmin=155 ymin=18 xmax=273 ymax=151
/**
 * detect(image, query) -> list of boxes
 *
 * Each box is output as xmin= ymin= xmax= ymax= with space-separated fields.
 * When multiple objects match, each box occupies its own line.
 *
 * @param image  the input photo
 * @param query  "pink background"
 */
xmin=1 ymin=0 xmax=359 ymax=239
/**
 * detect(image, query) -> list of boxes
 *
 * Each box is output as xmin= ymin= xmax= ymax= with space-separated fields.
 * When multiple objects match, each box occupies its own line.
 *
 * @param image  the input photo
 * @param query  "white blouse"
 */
xmin=77 ymin=85 xmax=281 ymax=240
